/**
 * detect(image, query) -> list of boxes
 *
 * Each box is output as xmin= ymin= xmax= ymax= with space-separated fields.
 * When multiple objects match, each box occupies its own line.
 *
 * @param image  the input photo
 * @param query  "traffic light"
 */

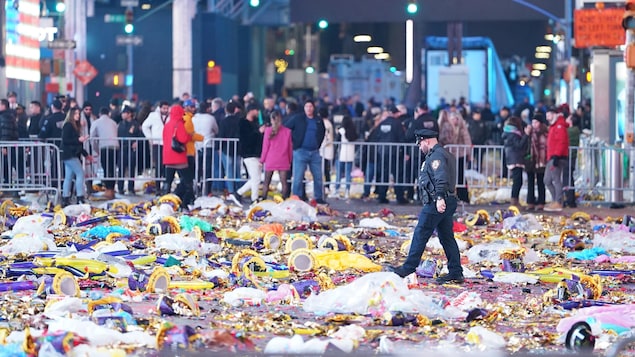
xmin=124 ymin=9 xmax=134 ymax=34
xmin=406 ymin=0 xmax=418 ymax=15
xmin=623 ymin=0 xmax=635 ymax=30
xmin=284 ymin=49 xmax=295 ymax=56
xmin=318 ymin=19 xmax=328 ymax=29
xmin=55 ymin=0 xmax=66 ymax=12
xmin=105 ymin=72 xmax=125 ymax=87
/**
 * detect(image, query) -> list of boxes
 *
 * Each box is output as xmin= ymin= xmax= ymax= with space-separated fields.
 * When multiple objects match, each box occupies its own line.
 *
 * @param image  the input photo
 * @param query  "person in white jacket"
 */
xmin=331 ymin=115 xmax=358 ymax=199
xmin=141 ymin=101 xmax=169 ymax=191
xmin=192 ymin=101 xmax=219 ymax=194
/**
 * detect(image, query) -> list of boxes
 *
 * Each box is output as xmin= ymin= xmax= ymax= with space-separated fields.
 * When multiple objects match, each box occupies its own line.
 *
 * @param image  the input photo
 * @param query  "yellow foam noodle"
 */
xmin=130 ymin=255 xmax=157 ymax=266
xmin=168 ymin=280 xmax=215 ymax=290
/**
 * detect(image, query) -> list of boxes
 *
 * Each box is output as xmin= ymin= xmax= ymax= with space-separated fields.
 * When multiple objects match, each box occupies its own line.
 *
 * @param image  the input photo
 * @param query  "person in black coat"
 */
xmin=117 ymin=106 xmax=143 ymax=195
xmin=0 ymin=99 xmax=18 ymax=189
xmin=60 ymin=108 xmax=90 ymax=206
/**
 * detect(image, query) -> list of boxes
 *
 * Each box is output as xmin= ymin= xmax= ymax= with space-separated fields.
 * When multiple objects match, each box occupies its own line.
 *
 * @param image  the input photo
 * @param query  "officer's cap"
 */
xmin=414 ymin=128 xmax=438 ymax=141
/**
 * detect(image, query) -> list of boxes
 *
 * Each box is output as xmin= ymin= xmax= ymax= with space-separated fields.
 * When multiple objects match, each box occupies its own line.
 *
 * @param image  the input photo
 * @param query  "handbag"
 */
xmin=171 ymin=128 xmax=185 ymax=153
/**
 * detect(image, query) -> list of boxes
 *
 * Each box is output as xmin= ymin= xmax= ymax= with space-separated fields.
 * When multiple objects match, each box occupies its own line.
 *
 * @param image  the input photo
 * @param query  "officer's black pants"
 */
xmin=401 ymin=196 xmax=462 ymax=276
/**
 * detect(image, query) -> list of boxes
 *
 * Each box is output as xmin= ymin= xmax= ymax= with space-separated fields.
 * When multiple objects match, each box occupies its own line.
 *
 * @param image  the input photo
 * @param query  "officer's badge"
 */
xmin=431 ymin=160 xmax=440 ymax=170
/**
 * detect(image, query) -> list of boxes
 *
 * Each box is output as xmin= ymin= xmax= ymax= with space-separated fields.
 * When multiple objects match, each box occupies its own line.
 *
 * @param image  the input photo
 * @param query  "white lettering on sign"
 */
xmin=39 ymin=27 xmax=58 ymax=42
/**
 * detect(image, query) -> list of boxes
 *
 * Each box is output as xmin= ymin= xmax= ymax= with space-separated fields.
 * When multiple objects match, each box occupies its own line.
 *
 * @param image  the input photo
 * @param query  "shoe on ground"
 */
xmin=525 ymin=204 xmax=535 ymax=211
xmin=383 ymin=265 xmax=409 ymax=278
xmin=314 ymin=198 xmax=328 ymax=205
xmin=544 ymin=202 xmax=563 ymax=212
xmin=535 ymin=204 xmax=544 ymax=211
xmin=436 ymin=273 xmax=465 ymax=284
xmin=377 ymin=198 xmax=389 ymax=204
xmin=227 ymin=193 xmax=242 ymax=206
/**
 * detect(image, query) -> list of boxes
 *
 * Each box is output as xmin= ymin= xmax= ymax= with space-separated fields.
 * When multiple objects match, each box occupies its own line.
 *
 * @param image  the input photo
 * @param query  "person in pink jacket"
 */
xmin=260 ymin=110 xmax=293 ymax=199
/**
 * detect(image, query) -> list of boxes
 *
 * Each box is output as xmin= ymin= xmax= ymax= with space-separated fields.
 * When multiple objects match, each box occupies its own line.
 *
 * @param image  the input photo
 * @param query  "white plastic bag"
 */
xmin=222 ymin=287 xmax=266 ymax=307
xmin=302 ymin=272 xmax=448 ymax=318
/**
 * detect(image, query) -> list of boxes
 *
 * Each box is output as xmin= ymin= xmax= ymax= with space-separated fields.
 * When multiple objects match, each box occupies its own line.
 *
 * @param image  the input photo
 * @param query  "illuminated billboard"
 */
xmin=5 ymin=0 xmax=41 ymax=82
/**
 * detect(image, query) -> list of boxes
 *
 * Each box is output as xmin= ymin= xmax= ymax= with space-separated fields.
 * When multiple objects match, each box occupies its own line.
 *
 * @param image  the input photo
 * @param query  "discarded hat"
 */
xmin=414 ymin=128 xmax=438 ymax=140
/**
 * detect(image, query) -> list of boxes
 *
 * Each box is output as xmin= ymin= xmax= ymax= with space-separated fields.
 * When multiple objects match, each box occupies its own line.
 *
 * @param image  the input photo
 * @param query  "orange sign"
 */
xmin=73 ymin=60 xmax=98 ymax=86
xmin=574 ymin=8 xmax=625 ymax=48
xmin=206 ymin=65 xmax=222 ymax=85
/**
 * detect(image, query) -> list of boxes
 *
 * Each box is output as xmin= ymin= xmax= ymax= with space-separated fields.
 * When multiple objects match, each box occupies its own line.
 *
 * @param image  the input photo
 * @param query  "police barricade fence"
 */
xmin=199 ymin=140 xmax=509 ymax=201
xmin=84 ymin=137 xmax=159 ymax=194
xmin=198 ymin=138 xmax=241 ymax=196
xmin=570 ymin=141 xmax=634 ymax=204
xmin=0 ymin=140 xmax=61 ymax=202
xmin=21 ymin=137 xmax=161 ymax=197
xmin=443 ymin=144 xmax=508 ymax=190
xmin=198 ymin=139 xmax=418 ymax=198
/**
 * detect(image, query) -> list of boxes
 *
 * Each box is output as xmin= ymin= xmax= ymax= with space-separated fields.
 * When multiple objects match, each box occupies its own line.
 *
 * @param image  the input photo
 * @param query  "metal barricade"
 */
xmin=444 ymin=144 xmax=508 ymax=191
xmin=571 ymin=142 xmax=634 ymax=204
xmin=86 ymin=137 xmax=162 ymax=194
xmin=0 ymin=140 xmax=61 ymax=202
xmin=198 ymin=138 xmax=241 ymax=196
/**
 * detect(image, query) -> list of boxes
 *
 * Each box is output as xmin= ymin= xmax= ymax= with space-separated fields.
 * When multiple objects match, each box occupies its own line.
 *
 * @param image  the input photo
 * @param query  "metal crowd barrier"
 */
xmin=571 ymin=140 xmax=634 ymax=204
xmin=86 ymin=137 xmax=160 ymax=194
xmin=198 ymin=138 xmax=241 ymax=196
xmin=7 ymin=135 xmax=630 ymax=206
xmin=0 ymin=140 xmax=61 ymax=202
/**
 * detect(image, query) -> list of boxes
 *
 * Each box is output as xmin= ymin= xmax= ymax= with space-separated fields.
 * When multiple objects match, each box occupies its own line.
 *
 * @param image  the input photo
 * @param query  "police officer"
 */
xmin=386 ymin=128 xmax=464 ymax=284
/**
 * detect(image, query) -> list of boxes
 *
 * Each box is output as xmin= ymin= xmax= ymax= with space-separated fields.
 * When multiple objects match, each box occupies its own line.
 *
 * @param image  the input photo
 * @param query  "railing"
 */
xmin=5 ymin=137 xmax=632 ymax=206
xmin=0 ymin=140 xmax=61 ymax=202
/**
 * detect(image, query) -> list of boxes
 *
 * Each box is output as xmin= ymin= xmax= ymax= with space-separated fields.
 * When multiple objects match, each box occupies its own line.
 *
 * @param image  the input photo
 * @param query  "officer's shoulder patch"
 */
xmin=431 ymin=160 xmax=440 ymax=170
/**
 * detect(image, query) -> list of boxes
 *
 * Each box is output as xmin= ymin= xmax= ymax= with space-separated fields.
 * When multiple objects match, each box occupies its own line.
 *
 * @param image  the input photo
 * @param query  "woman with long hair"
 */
xmin=438 ymin=110 xmax=472 ymax=203
xmin=260 ymin=110 xmax=293 ymax=199
xmin=60 ymin=107 xmax=90 ymax=206
xmin=525 ymin=113 xmax=548 ymax=210
xmin=331 ymin=115 xmax=358 ymax=199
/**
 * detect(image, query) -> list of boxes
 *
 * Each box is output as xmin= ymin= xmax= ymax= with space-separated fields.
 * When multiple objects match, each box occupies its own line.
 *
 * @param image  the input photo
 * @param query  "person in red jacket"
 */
xmin=162 ymin=104 xmax=193 ymax=206
xmin=543 ymin=107 xmax=569 ymax=212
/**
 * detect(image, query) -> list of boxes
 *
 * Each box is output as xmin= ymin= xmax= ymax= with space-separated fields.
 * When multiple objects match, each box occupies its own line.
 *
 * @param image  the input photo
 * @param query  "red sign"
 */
xmin=574 ymin=8 xmax=625 ymax=48
xmin=73 ymin=60 xmax=99 ymax=85
xmin=45 ymin=82 xmax=60 ymax=93
xmin=206 ymin=66 xmax=222 ymax=85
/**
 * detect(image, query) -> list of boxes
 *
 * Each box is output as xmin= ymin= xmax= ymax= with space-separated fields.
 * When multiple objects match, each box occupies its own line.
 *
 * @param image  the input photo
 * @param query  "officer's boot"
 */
xmin=77 ymin=196 xmax=86 ymax=204
xmin=61 ymin=197 xmax=71 ymax=207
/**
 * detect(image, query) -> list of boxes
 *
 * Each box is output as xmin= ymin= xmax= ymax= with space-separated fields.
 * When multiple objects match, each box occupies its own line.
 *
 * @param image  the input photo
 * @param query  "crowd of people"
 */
xmin=0 ymin=89 xmax=590 ymax=211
